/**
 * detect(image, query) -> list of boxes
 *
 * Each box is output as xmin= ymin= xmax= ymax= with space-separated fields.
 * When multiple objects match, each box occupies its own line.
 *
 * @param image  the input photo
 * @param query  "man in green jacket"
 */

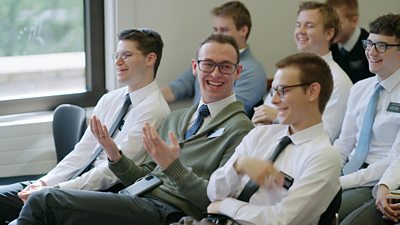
xmin=12 ymin=33 xmax=253 ymax=225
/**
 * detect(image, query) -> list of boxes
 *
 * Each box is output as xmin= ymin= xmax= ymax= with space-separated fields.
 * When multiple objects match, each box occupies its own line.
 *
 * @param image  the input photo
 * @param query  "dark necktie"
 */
xmin=237 ymin=136 xmax=292 ymax=202
xmin=69 ymin=94 xmax=132 ymax=180
xmin=340 ymin=47 xmax=348 ymax=56
xmin=184 ymin=104 xmax=210 ymax=140
xmin=343 ymin=84 xmax=383 ymax=174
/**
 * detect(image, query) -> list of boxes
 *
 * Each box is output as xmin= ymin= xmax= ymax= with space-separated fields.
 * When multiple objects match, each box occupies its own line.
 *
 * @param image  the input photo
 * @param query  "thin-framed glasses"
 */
xmin=113 ymin=52 xmax=132 ymax=61
xmin=197 ymin=60 xmax=238 ymax=75
xmin=269 ymin=83 xmax=311 ymax=98
xmin=362 ymin=40 xmax=400 ymax=53
xmin=112 ymin=52 xmax=142 ymax=61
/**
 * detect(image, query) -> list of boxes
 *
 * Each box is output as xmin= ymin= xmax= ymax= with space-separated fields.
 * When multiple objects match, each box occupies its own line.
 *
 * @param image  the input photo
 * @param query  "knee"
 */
xmin=25 ymin=188 xmax=58 ymax=208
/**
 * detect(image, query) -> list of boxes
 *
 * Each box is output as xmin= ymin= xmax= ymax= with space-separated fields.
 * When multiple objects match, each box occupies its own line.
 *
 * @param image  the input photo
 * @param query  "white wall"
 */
xmin=107 ymin=0 xmax=400 ymax=87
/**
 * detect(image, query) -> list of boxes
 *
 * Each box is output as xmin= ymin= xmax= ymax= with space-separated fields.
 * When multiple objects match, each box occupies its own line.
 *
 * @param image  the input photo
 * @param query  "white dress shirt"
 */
xmin=264 ymin=52 xmax=352 ymax=143
xmin=320 ymin=52 xmax=352 ymax=142
xmin=208 ymin=123 xmax=341 ymax=225
xmin=335 ymin=69 xmax=400 ymax=190
xmin=40 ymin=81 xmax=170 ymax=190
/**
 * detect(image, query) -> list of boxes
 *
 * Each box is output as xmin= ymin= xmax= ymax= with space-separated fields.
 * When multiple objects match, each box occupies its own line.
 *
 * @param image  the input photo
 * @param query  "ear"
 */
xmin=146 ymin=52 xmax=157 ymax=67
xmin=234 ymin=64 xmax=242 ymax=81
xmin=350 ymin=15 xmax=359 ymax=28
xmin=325 ymin=28 xmax=335 ymax=42
xmin=307 ymin=82 xmax=321 ymax=103
xmin=239 ymin=25 xmax=249 ymax=38
xmin=191 ymin=59 xmax=198 ymax=77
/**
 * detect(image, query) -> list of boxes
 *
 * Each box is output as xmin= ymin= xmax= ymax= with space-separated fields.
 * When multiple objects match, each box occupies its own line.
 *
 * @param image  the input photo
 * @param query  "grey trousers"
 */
xmin=13 ymin=188 xmax=184 ymax=225
xmin=0 ymin=181 xmax=34 ymax=225
xmin=339 ymin=187 xmax=373 ymax=222
xmin=340 ymin=199 xmax=396 ymax=225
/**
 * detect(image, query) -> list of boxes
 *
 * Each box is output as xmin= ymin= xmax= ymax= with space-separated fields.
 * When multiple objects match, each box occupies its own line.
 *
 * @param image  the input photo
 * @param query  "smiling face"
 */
xmin=295 ymin=9 xmax=333 ymax=55
xmin=192 ymin=41 xmax=241 ymax=104
xmin=365 ymin=33 xmax=400 ymax=81
xmin=271 ymin=66 xmax=320 ymax=133
xmin=115 ymin=40 xmax=154 ymax=92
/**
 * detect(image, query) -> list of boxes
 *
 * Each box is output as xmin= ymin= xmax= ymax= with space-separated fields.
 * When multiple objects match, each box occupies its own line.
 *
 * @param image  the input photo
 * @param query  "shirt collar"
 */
xmin=320 ymin=51 xmax=334 ymax=63
xmin=198 ymin=94 xmax=236 ymax=118
xmin=126 ymin=81 xmax=159 ymax=106
xmin=379 ymin=68 xmax=400 ymax=92
xmin=280 ymin=123 xmax=325 ymax=146
xmin=339 ymin=27 xmax=361 ymax=51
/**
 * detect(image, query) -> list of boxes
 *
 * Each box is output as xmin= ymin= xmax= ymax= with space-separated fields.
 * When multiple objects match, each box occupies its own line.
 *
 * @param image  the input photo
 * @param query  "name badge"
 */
xmin=207 ymin=128 xmax=225 ymax=139
xmin=387 ymin=102 xmax=400 ymax=113
xmin=280 ymin=171 xmax=294 ymax=190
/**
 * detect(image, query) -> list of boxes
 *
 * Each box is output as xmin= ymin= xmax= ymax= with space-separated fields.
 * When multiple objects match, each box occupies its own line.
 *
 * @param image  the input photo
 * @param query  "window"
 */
xmin=0 ymin=0 xmax=106 ymax=116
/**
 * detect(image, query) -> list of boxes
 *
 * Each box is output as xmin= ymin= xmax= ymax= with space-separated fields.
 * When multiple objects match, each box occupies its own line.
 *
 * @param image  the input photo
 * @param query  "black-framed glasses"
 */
xmin=197 ymin=60 xmax=238 ymax=75
xmin=269 ymin=83 xmax=311 ymax=98
xmin=362 ymin=40 xmax=400 ymax=53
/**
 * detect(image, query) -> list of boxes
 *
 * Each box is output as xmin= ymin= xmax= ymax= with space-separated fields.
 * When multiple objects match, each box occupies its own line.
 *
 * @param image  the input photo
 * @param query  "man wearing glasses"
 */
xmin=252 ymin=1 xmax=352 ymax=144
xmin=161 ymin=1 xmax=267 ymax=117
xmin=335 ymin=13 xmax=400 ymax=224
xmin=202 ymin=52 xmax=341 ymax=224
xmin=10 ymin=33 xmax=253 ymax=225
xmin=0 ymin=28 xmax=171 ymax=225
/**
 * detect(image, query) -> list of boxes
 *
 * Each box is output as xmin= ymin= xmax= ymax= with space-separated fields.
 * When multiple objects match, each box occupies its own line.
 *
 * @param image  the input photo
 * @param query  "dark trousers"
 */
xmin=13 ymin=188 xmax=184 ymax=225
xmin=340 ymin=199 xmax=396 ymax=225
xmin=0 ymin=181 xmax=34 ymax=225
xmin=339 ymin=187 xmax=373 ymax=222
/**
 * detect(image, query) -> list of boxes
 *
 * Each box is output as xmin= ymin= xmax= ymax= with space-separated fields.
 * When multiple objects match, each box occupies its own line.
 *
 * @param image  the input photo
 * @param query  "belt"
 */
xmin=205 ymin=214 xmax=241 ymax=225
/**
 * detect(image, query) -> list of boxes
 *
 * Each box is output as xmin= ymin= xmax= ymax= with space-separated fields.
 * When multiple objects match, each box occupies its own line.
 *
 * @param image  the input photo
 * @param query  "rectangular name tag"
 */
xmin=387 ymin=102 xmax=400 ymax=113
xmin=207 ymin=128 xmax=225 ymax=139
xmin=280 ymin=171 xmax=294 ymax=190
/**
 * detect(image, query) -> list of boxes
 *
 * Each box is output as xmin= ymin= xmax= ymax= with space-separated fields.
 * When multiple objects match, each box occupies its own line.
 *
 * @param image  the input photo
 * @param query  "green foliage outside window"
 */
xmin=0 ymin=0 xmax=84 ymax=56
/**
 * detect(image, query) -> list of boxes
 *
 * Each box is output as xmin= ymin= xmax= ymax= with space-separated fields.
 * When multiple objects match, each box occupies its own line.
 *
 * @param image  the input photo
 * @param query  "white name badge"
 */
xmin=207 ymin=128 xmax=225 ymax=139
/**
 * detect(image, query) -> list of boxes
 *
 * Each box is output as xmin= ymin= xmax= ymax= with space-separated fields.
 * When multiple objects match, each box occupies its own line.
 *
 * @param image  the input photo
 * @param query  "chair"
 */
xmin=318 ymin=188 xmax=342 ymax=225
xmin=52 ymin=104 xmax=87 ymax=162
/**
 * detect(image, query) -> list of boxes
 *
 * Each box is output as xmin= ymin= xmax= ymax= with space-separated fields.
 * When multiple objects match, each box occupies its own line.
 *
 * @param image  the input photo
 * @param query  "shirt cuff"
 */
xmin=108 ymin=152 xmax=132 ymax=175
xmin=163 ymin=159 xmax=189 ymax=182
xmin=218 ymin=197 xmax=245 ymax=218
xmin=340 ymin=175 xmax=356 ymax=190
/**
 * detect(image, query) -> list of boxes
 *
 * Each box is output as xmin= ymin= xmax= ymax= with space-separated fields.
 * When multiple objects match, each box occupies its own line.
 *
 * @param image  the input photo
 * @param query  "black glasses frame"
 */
xmin=269 ymin=83 xmax=312 ymax=98
xmin=362 ymin=40 xmax=400 ymax=53
xmin=197 ymin=60 xmax=238 ymax=75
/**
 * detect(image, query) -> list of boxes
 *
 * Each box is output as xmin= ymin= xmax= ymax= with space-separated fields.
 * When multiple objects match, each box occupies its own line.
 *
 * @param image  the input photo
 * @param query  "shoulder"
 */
xmin=97 ymin=87 xmax=126 ymax=104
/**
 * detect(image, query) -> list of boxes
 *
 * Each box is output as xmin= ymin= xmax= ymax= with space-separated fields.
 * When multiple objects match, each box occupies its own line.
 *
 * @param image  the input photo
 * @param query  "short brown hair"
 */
xmin=369 ymin=13 xmax=400 ymax=44
xmin=196 ymin=33 xmax=240 ymax=64
xmin=298 ymin=1 xmax=340 ymax=43
xmin=212 ymin=1 xmax=252 ymax=40
xmin=276 ymin=53 xmax=333 ymax=113
xmin=118 ymin=28 xmax=164 ymax=78
xmin=326 ymin=0 xmax=359 ymax=18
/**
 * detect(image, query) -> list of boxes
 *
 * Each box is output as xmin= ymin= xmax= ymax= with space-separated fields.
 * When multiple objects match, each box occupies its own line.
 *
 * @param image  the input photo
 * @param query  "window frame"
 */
xmin=0 ymin=0 xmax=106 ymax=116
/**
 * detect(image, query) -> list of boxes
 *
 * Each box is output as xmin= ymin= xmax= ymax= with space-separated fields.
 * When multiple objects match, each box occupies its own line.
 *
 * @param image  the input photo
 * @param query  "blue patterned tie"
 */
xmin=343 ymin=84 xmax=383 ymax=174
xmin=184 ymin=104 xmax=210 ymax=140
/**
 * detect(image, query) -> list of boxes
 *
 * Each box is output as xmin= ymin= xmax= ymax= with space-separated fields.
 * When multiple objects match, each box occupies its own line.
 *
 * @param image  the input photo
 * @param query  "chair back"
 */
xmin=52 ymin=104 xmax=87 ymax=162
xmin=318 ymin=188 xmax=342 ymax=225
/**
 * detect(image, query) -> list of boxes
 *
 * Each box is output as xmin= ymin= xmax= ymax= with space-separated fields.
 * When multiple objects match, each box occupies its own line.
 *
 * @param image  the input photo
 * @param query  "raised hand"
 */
xmin=142 ymin=122 xmax=180 ymax=170
xmin=90 ymin=115 xmax=121 ymax=162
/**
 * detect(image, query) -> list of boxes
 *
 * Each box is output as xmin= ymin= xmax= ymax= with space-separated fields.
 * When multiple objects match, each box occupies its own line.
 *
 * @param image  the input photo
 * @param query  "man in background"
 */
xmin=253 ymin=1 xmax=352 ymax=143
xmin=327 ymin=0 xmax=374 ymax=83
xmin=161 ymin=1 xmax=266 ymax=117
xmin=0 ymin=28 xmax=170 ymax=225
